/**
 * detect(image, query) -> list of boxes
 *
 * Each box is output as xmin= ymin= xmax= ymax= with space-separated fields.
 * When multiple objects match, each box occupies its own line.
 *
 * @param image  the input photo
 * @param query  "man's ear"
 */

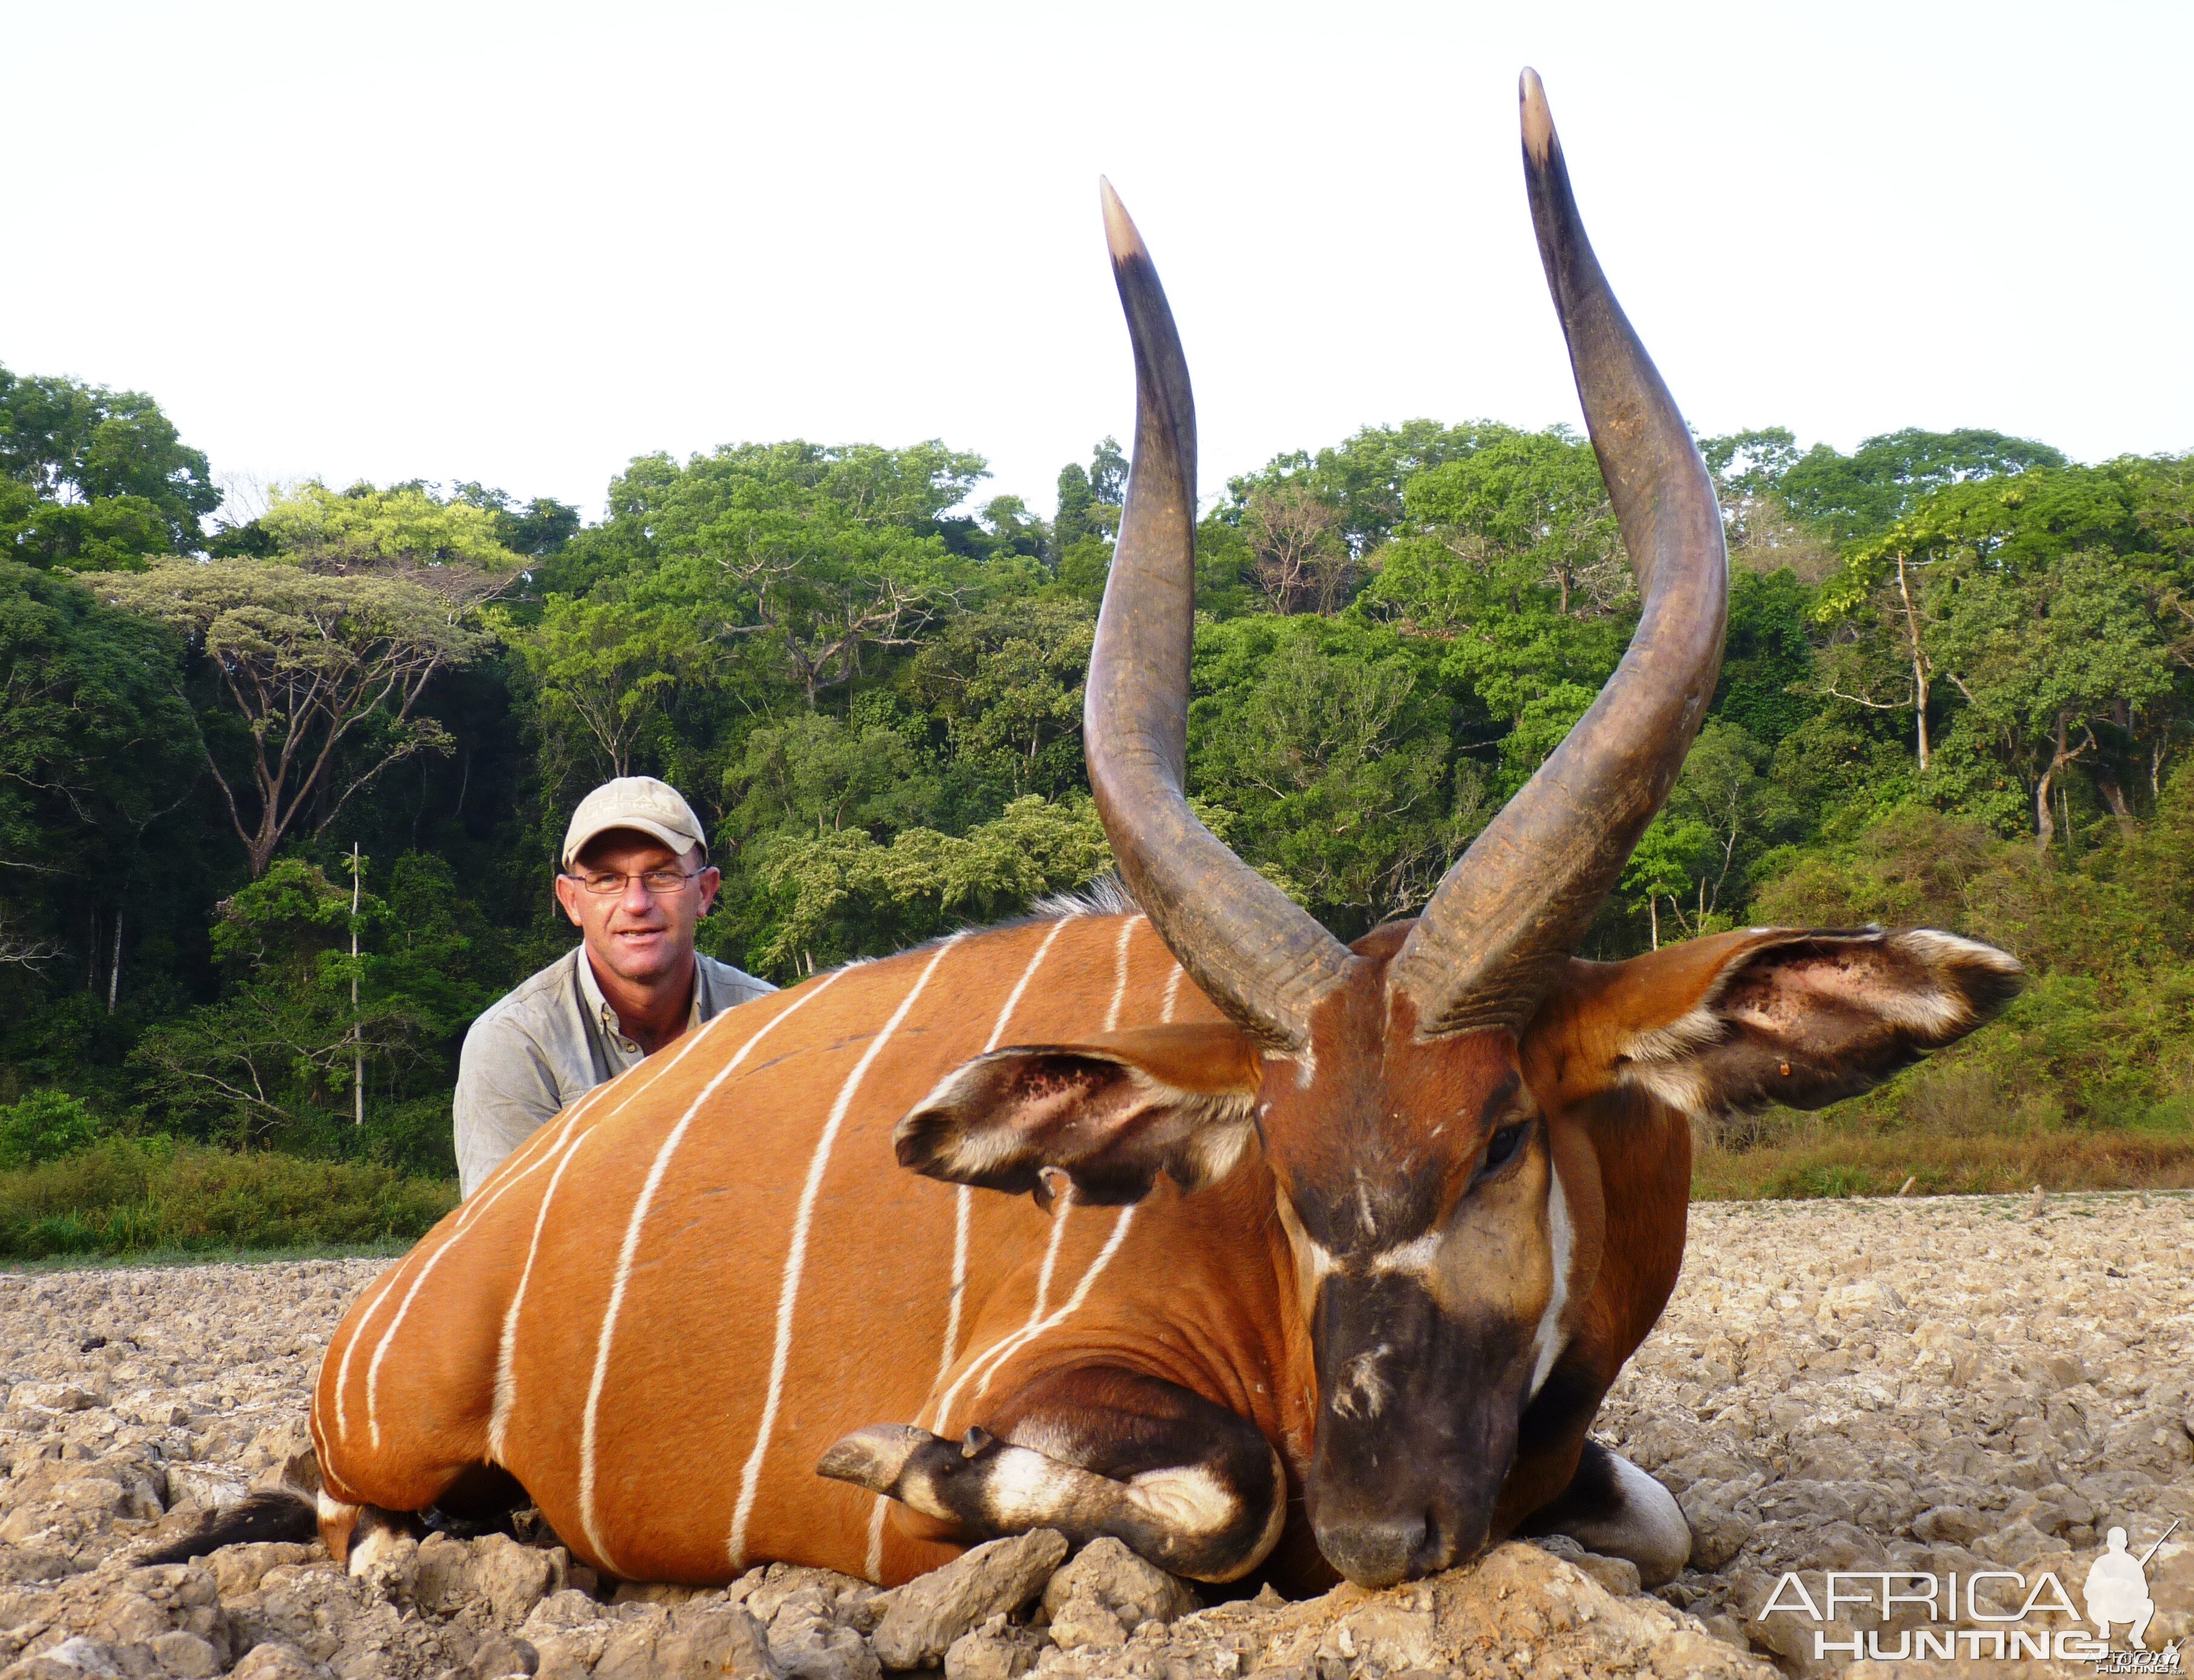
xmin=895 ymin=1023 xmax=1262 ymax=1206
xmin=1533 ymin=927 xmax=2024 ymax=1119
xmin=552 ymin=872 xmax=584 ymax=928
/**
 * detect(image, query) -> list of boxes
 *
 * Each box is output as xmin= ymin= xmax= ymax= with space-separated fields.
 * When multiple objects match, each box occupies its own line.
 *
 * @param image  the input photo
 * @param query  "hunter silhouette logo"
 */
xmin=1753 ymin=1518 xmax=2183 ymax=1667
xmin=2086 ymin=1521 xmax=2178 ymax=1655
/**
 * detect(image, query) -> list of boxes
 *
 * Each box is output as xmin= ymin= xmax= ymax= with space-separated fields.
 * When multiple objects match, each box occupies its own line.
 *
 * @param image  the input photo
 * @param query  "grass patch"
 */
xmin=0 ymin=1138 xmax=457 ymax=1261
xmin=2 ymin=1238 xmax=417 ymax=1275
xmin=1693 ymin=1125 xmax=2194 ymax=1200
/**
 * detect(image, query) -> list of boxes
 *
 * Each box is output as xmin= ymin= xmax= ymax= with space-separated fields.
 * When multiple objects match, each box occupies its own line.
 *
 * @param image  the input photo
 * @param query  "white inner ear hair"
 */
xmin=1615 ymin=927 xmax=2021 ymax=1118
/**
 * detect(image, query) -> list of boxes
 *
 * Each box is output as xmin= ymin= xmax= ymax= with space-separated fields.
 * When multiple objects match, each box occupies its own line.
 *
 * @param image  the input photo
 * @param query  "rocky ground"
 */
xmin=1 ymin=1190 xmax=2190 ymax=1679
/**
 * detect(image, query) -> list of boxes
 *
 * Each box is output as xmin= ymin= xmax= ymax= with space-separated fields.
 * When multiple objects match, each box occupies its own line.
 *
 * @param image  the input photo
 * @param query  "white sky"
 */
xmin=5 ymin=2 xmax=2189 ymax=527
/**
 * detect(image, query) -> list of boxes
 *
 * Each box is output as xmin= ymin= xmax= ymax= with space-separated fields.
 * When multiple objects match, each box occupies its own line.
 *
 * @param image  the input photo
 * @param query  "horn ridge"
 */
xmin=1385 ymin=71 xmax=1729 ymax=1038
xmin=1084 ymin=182 xmax=1358 ymax=1052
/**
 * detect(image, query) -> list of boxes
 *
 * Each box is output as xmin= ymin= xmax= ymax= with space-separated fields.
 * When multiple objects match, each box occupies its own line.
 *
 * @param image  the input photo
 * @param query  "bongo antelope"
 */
xmin=162 ymin=72 xmax=2020 ymax=1595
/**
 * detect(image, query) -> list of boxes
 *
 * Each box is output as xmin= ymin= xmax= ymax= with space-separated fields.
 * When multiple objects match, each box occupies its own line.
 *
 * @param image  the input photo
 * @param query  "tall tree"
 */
xmin=0 ymin=564 xmax=200 ymax=1002
xmin=1241 ymin=480 xmax=1355 ymax=614
xmin=1777 ymin=427 xmax=2066 ymax=543
xmin=0 ymin=365 xmax=220 ymax=568
xmin=1053 ymin=462 xmax=1096 ymax=556
xmin=82 ymin=484 xmax=515 ymax=878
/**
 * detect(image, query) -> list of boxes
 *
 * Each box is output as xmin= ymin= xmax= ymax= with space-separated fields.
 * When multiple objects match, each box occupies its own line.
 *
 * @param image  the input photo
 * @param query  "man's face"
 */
xmin=553 ymin=830 xmax=722 ymax=988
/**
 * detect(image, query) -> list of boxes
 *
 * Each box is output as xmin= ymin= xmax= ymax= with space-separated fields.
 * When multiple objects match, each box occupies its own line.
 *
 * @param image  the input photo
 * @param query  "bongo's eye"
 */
xmin=1478 ymin=1121 xmax=1529 ymax=1181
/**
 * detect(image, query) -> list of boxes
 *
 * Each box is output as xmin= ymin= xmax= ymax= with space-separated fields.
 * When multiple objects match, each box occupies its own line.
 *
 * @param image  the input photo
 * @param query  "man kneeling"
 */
xmin=453 ymin=776 xmax=773 ymax=1195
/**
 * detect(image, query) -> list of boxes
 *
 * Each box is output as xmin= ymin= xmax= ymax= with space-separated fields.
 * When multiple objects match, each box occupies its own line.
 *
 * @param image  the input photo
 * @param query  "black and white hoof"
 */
xmin=817 ymin=1421 xmax=1282 ymax=1584
xmin=1521 ymin=1440 xmax=1692 ymax=1588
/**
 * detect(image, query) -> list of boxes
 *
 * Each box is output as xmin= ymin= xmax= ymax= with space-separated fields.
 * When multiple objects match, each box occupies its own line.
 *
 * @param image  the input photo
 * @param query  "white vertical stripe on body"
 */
xmin=359 ymin=1148 xmax=542 ymax=1450
xmin=866 ymin=915 xmax=1083 ymax=1580
xmin=929 ymin=1186 xmax=1073 ymax=1435
xmin=328 ymin=1265 xmax=403 ymax=1447
xmin=489 ymin=1007 xmax=758 ymax=1464
xmin=1029 ymin=1186 xmax=1072 ymax=1322
xmin=572 ymin=970 xmax=852 ymax=1575
xmin=964 ymin=1203 xmax=1139 ymax=1405
xmin=1161 ymin=962 xmax=1184 ymax=1024
xmin=1102 ymin=915 xmax=1142 ymax=1031
xmin=335 ymin=1044 xmax=655 ymax=1447
xmin=487 ymin=1124 xmax=589 ymax=1460
xmin=729 ymin=938 xmax=964 ymax=1574
xmin=989 ymin=915 xmax=1076 ymax=1051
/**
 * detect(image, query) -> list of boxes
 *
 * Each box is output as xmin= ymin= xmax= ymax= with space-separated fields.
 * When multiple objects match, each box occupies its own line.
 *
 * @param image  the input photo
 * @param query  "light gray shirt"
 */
xmin=453 ymin=945 xmax=775 ymax=1195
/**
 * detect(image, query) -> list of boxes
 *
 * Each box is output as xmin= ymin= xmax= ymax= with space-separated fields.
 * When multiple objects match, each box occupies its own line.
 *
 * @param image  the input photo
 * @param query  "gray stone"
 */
xmin=459 ymin=1636 xmax=538 ymax=1679
xmin=1569 ymin=1552 xmax=1643 ymax=1598
xmin=870 ymin=1530 xmax=1067 ymax=1669
xmin=159 ymin=1468 xmax=245 ymax=1514
xmin=207 ymin=1544 xmax=316 ymax=1601
xmin=516 ymin=1591 xmax=607 ymax=1641
xmin=225 ymin=1648 xmax=326 ymax=1680
xmin=587 ymin=1603 xmax=781 ymax=1680
xmin=1038 ymin=1539 xmax=1196 ymax=1652
xmin=462 ymin=1537 xmax=562 ymax=1627
xmin=1 ymin=1638 xmax=128 ymax=1680
xmin=943 ymin=1614 xmax=1045 ymax=1680
xmin=669 ymin=1604 xmax=781 ymax=1679
xmin=145 ymin=1632 xmax=219 ymax=1678
xmin=762 ymin=1605 xmax=874 ymax=1680
xmin=409 ymin=1535 xmax=471 ymax=1616
xmin=737 ymin=1565 xmax=883 ymax=1636
xmin=1910 ymin=1503 xmax=1986 ymax=1544
xmin=10 ymin=1385 xmax=103 ymax=1415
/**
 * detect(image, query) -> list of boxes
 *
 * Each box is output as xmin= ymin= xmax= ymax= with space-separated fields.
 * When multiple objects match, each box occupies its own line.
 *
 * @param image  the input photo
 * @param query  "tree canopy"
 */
xmin=2 ymin=345 xmax=2189 ymax=1184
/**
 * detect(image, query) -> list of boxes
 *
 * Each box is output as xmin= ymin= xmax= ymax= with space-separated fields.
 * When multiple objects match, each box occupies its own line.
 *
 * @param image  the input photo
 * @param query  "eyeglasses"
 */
xmin=562 ymin=868 xmax=701 ymax=897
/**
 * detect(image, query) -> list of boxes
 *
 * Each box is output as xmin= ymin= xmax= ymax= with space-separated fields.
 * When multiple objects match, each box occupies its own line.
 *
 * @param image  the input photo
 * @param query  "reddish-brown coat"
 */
xmin=310 ymin=913 xmax=1733 ymax=1588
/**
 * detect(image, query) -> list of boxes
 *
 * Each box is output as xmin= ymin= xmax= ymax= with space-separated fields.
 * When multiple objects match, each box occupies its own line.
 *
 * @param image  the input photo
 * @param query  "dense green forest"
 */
xmin=3 ymin=355 xmax=2192 ymax=1249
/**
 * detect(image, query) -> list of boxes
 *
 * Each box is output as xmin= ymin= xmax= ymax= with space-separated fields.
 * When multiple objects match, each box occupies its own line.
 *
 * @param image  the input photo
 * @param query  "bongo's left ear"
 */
xmin=893 ymin=1022 xmax=1262 ymax=1206
xmin=1535 ymin=927 xmax=2023 ymax=1118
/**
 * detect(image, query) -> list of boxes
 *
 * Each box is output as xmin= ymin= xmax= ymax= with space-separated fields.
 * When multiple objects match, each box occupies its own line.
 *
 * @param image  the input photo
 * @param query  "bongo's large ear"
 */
xmin=894 ymin=1022 xmax=1261 ymax=1206
xmin=1532 ymin=927 xmax=2023 ymax=1118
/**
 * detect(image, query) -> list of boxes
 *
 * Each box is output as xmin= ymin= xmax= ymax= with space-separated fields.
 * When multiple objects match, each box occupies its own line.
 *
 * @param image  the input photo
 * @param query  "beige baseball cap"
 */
xmin=561 ymin=776 xmax=709 ymax=869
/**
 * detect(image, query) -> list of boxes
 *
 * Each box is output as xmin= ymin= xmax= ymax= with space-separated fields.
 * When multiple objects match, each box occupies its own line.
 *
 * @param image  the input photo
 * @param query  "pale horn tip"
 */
xmin=1519 ymin=68 xmax=1556 ymax=168
xmin=1099 ymin=177 xmax=1147 ymax=267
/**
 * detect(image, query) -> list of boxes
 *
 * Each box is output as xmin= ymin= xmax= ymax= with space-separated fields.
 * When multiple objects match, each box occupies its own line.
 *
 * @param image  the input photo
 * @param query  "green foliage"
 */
xmin=125 ymin=856 xmax=491 ymax=1173
xmin=0 ymin=1137 xmax=456 ymax=1258
xmin=1715 ymin=569 xmax=1817 ymax=744
xmin=450 ymin=482 xmax=582 ymax=558
xmin=85 ymin=551 xmax=495 ymax=878
xmin=0 ymin=364 xmax=219 ymax=567
xmin=1189 ymin=618 xmax=1483 ymax=935
xmin=0 ymin=1089 xmax=102 ymax=1167
xmin=9 ymin=336 xmax=2194 ymax=1227
xmin=0 ymin=562 xmax=201 ymax=961
xmin=1224 ymin=420 xmax=1510 ymax=554
xmin=744 ymin=795 xmax=1113 ymax=979
xmin=1053 ymin=462 xmax=1097 ymax=555
xmin=1776 ymin=427 xmax=2066 ymax=543
xmin=905 ymin=600 xmax=1093 ymax=802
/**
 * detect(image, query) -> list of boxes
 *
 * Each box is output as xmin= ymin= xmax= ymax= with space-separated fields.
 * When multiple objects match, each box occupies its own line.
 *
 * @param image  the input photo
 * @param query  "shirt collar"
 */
xmin=577 ymin=946 xmax=701 ymax=1052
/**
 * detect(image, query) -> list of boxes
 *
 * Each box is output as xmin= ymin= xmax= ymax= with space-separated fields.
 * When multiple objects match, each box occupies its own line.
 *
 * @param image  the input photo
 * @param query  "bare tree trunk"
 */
xmin=106 ymin=911 xmax=122 ymax=1015
xmin=1896 ymin=553 xmax=1931 ymax=772
xmin=350 ymin=844 xmax=364 ymax=1128
xmin=2096 ymin=772 xmax=2135 ymax=833
xmin=2034 ymin=713 xmax=2071 ymax=853
xmin=1649 ymin=896 xmax=1659 ymax=951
